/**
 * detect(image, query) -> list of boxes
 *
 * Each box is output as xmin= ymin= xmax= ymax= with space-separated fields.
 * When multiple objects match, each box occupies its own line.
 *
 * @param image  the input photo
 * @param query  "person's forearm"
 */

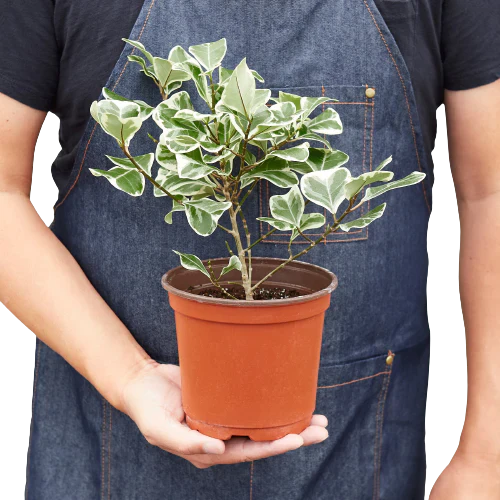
xmin=457 ymin=192 xmax=500 ymax=458
xmin=0 ymin=191 xmax=151 ymax=410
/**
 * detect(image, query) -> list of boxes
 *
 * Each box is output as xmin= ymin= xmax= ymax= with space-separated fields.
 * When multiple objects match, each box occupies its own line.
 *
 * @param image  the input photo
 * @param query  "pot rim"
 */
xmin=162 ymin=257 xmax=338 ymax=307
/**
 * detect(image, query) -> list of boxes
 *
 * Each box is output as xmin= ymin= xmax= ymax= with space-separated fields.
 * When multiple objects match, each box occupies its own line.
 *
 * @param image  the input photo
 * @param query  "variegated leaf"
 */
xmin=106 ymin=153 xmax=154 ymax=175
xmin=184 ymin=199 xmax=232 ymax=236
xmin=217 ymin=58 xmax=255 ymax=117
xmin=173 ymin=250 xmax=210 ymax=278
xmin=255 ymin=217 xmax=293 ymax=231
xmin=177 ymin=149 xmax=216 ymax=179
xmin=269 ymin=185 xmax=304 ymax=227
xmin=307 ymin=108 xmax=343 ymax=135
xmin=300 ymin=168 xmax=351 ymax=214
xmin=240 ymin=157 xmax=298 ymax=188
xmin=101 ymin=88 xmax=154 ymax=119
xmin=344 ymin=171 xmax=395 ymax=199
xmin=269 ymin=143 xmax=310 ymax=162
xmin=290 ymin=147 xmax=349 ymax=174
xmin=189 ymin=38 xmax=227 ymax=72
xmin=89 ymin=167 xmax=144 ymax=196
xmin=219 ymin=255 xmax=243 ymax=278
xmin=340 ymin=203 xmax=387 ymax=232
xmin=361 ymin=172 xmax=426 ymax=202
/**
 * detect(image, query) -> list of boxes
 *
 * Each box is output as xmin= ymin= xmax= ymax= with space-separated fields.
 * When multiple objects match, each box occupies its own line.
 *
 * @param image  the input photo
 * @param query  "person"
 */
xmin=0 ymin=0 xmax=499 ymax=498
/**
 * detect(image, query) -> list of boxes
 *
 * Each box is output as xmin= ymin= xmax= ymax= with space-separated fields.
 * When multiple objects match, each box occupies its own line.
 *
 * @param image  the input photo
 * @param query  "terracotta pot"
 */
xmin=162 ymin=257 xmax=337 ymax=441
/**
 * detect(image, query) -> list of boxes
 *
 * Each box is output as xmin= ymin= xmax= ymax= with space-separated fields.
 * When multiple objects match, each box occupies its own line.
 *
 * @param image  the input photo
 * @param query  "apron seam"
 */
xmin=362 ymin=0 xmax=431 ymax=213
xmin=249 ymin=460 xmax=255 ymax=500
xmin=317 ymin=370 xmax=388 ymax=390
xmin=372 ymin=363 xmax=393 ymax=500
xmin=25 ymin=341 xmax=43 ymax=500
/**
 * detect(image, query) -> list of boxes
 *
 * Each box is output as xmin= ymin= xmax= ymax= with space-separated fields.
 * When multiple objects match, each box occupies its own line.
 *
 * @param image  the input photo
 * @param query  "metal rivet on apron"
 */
xmin=386 ymin=352 xmax=395 ymax=366
xmin=365 ymin=87 xmax=376 ymax=99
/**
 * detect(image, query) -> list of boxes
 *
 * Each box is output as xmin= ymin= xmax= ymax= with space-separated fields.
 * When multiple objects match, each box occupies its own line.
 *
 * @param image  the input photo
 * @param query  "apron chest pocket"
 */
xmin=258 ymin=85 xmax=376 ymax=245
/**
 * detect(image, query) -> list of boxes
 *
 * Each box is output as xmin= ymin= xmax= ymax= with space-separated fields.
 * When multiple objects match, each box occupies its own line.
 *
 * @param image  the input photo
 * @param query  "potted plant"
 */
xmin=90 ymin=38 xmax=425 ymax=441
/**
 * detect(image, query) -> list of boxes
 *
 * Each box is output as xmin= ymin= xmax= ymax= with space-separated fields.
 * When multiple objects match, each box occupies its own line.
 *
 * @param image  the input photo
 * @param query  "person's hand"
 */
xmin=120 ymin=360 xmax=329 ymax=468
xmin=430 ymin=449 xmax=500 ymax=500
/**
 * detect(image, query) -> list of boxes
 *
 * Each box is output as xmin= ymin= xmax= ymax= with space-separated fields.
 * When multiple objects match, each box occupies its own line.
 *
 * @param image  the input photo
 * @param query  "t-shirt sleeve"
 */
xmin=442 ymin=0 xmax=500 ymax=91
xmin=0 ymin=0 xmax=59 ymax=111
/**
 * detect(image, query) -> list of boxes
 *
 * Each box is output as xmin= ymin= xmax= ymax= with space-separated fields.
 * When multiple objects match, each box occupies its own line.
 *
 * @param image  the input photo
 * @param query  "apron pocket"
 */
xmin=313 ymin=351 xmax=394 ymax=499
xmin=258 ymin=85 xmax=375 ymax=245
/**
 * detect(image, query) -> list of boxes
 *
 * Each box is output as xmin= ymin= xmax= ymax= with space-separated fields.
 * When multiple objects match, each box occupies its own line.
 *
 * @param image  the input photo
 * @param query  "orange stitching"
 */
xmin=53 ymin=0 xmax=158 ymax=212
xmin=362 ymin=0 xmax=431 ymax=213
xmin=108 ymin=406 xmax=112 ymax=500
xmin=26 ymin=342 xmax=43 ymax=499
xmin=325 ymin=101 xmax=374 ymax=106
xmin=317 ymin=370 xmax=389 ymax=389
xmin=249 ymin=461 xmax=254 ymax=500
xmin=101 ymin=400 xmax=106 ymax=500
xmin=375 ymin=367 xmax=392 ymax=497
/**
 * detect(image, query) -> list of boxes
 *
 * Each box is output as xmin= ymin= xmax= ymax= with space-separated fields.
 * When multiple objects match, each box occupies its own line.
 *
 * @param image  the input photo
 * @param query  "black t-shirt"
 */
xmin=1 ymin=0 xmax=499 ymax=194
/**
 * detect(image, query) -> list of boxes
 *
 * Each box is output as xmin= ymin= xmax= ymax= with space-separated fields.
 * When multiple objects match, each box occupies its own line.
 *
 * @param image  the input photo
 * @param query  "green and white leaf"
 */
xmin=184 ymin=199 xmax=232 ymax=236
xmin=269 ymin=142 xmax=309 ymax=162
xmin=217 ymin=58 xmax=255 ymax=117
xmin=188 ymin=38 xmax=227 ymax=72
xmin=290 ymin=212 xmax=327 ymax=240
xmin=239 ymin=157 xmax=298 ymax=189
xmin=106 ymin=153 xmax=154 ymax=175
xmin=174 ymin=109 xmax=216 ymax=122
xmin=176 ymin=149 xmax=216 ymax=179
xmin=269 ymin=185 xmax=304 ymax=227
xmin=307 ymin=108 xmax=343 ymax=135
xmin=152 ymin=57 xmax=190 ymax=90
xmin=155 ymin=143 xmax=178 ymax=171
xmin=164 ymin=199 xmax=185 ymax=223
xmin=161 ymin=91 xmax=194 ymax=111
xmin=295 ymin=130 xmax=333 ymax=150
xmin=300 ymin=168 xmax=351 ymax=214
xmin=123 ymin=38 xmax=154 ymax=64
xmin=154 ymin=168 xmax=215 ymax=197
xmin=290 ymin=148 xmax=349 ymax=173
xmin=101 ymin=88 xmax=154 ymax=119
xmin=299 ymin=96 xmax=331 ymax=119
xmin=344 ymin=171 xmax=394 ymax=199
xmin=173 ymin=250 xmax=210 ymax=278
xmin=255 ymin=217 xmax=294 ymax=231
xmin=89 ymin=167 xmax=145 ymax=196
xmin=375 ymin=156 xmax=393 ymax=171
xmin=90 ymin=100 xmax=144 ymax=146
xmin=219 ymin=255 xmax=242 ymax=278
xmin=361 ymin=171 xmax=426 ymax=202
xmin=340 ymin=203 xmax=387 ymax=232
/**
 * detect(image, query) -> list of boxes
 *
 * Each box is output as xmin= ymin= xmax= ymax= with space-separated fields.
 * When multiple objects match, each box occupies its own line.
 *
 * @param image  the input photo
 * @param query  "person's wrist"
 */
xmin=458 ymin=414 xmax=500 ymax=464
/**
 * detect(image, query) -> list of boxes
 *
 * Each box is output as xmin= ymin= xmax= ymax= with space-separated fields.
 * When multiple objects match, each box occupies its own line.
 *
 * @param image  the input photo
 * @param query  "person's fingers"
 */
xmin=300 ymin=425 xmax=329 ymax=446
xmin=310 ymin=414 xmax=328 ymax=428
xmin=144 ymin=419 xmax=225 ymax=456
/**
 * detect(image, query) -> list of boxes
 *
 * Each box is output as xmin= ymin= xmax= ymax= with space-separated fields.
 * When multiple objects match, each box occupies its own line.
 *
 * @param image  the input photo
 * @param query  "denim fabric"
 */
xmin=27 ymin=1 xmax=433 ymax=498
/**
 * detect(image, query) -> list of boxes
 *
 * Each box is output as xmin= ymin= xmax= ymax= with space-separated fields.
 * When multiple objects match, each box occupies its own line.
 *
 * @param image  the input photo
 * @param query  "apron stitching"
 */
xmin=372 ymin=372 xmax=386 ymax=500
xmin=317 ymin=370 xmax=388 ymax=389
xmin=372 ymin=363 xmax=393 ymax=500
xmin=362 ymin=0 xmax=431 ymax=213
xmin=25 ymin=341 xmax=43 ymax=499
xmin=108 ymin=406 xmax=112 ymax=500
xmin=367 ymin=91 xmax=376 ymax=239
xmin=101 ymin=399 xmax=107 ymax=500
xmin=249 ymin=460 xmax=254 ymax=500
xmin=53 ymin=0 xmax=157 ymax=213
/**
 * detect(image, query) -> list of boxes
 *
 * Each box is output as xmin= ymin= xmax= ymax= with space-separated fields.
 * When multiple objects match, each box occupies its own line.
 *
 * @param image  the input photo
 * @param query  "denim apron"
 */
xmin=27 ymin=1 xmax=433 ymax=498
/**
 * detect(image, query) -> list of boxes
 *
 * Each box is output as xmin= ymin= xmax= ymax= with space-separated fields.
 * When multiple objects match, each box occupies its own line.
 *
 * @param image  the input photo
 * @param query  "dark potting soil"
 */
xmin=189 ymin=285 xmax=303 ymax=300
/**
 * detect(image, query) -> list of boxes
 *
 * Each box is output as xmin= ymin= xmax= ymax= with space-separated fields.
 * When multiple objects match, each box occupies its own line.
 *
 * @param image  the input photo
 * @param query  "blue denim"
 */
xmin=27 ymin=0 xmax=433 ymax=498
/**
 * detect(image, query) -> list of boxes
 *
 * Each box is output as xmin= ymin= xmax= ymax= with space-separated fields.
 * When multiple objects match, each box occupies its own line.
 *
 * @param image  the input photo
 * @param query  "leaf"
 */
xmin=89 ymin=167 xmax=144 ymax=196
xmin=361 ymin=172 xmax=426 ymax=202
xmin=290 ymin=148 xmax=349 ymax=173
xmin=154 ymin=168 xmax=215 ymax=197
xmin=295 ymin=130 xmax=333 ymax=150
xmin=375 ymin=156 xmax=393 ymax=171
xmin=255 ymin=217 xmax=293 ymax=231
xmin=219 ymin=255 xmax=242 ymax=278
xmin=251 ymin=89 xmax=271 ymax=114
xmin=340 ymin=203 xmax=387 ymax=232
xmin=344 ymin=171 xmax=395 ymax=199
xmin=269 ymin=185 xmax=304 ymax=227
xmin=269 ymin=143 xmax=310 ymax=162
xmin=177 ymin=149 xmax=216 ymax=179
xmin=299 ymin=96 xmax=331 ymax=119
xmin=106 ymin=153 xmax=154 ymax=175
xmin=152 ymin=57 xmax=190 ymax=90
xmin=184 ymin=199 xmax=232 ymax=236
xmin=188 ymin=38 xmax=227 ymax=72
xmin=174 ymin=109 xmax=216 ymax=122
xmin=173 ymin=250 xmax=210 ymax=278
xmin=123 ymin=38 xmax=154 ymax=64
xmin=162 ymin=91 xmax=194 ymax=111
xmin=101 ymin=88 xmax=154 ymax=119
xmin=155 ymin=143 xmax=178 ymax=171
xmin=217 ymin=58 xmax=255 ymax=117
xmin=90 ymin=100 xmax=144 ymax=146
xmin=164 ymin=199 xmax=185 ymax=223
xmin=300 ymin=168 xmax=351 ymax=215
xmin=127 ymin=55 xmax=156 ymax=79
xmin=307 ymin=108 xmax=343 ymax=135
xmin=240 ymin=157 xmax=298 ymax=188
xmin=298 ymin=212 xmax=326 ymax=231
xmin=277 ymin=91 xmax=302 ymax=109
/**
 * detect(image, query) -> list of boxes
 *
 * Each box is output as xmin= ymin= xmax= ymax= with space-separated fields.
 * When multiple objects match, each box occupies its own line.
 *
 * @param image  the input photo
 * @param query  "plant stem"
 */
xmin=237 ymin=205 xmax=252 ymax=283
xmin=244 ymin=227 xmax=278 ymax=251
xmin=121 ymin=145 xmax=179 ymax=202
xmin=223 ymin=181 xmax=253 ymax=300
